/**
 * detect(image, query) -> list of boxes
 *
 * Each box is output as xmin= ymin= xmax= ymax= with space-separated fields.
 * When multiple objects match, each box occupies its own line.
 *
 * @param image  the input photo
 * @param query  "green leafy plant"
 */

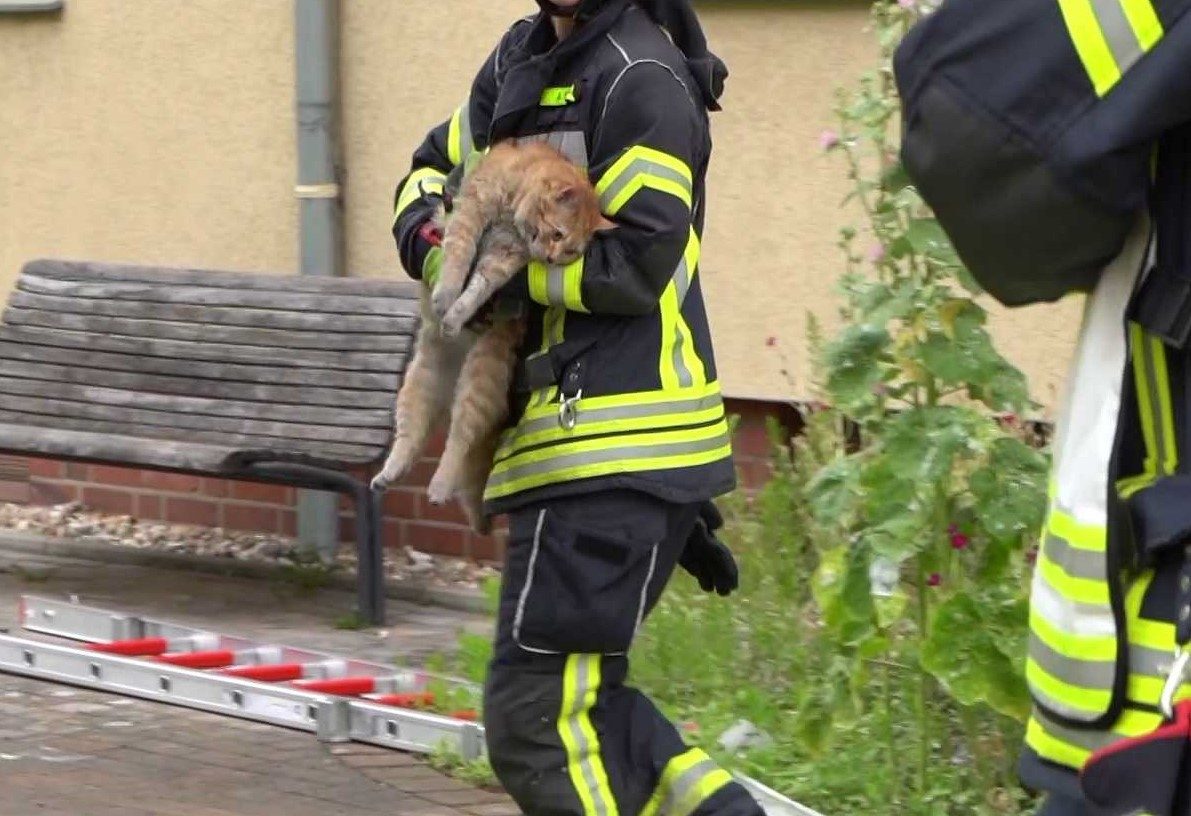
xmin=802 ymin=0 xmax=1050 ymax=805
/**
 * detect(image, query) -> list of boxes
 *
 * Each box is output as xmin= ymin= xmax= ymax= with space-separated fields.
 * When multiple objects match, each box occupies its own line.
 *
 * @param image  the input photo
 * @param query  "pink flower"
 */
xmin=818 ymin=129 xmax=841 ymax=151
xmin=765 ymin=336 xmax=778 ymax=348
xmin=950 ymin=533 xmax=970 ymax=551
xmin=898 ymin=0 xmax=917 ymax=9
xmin=868 ymin=244 xmax=887 ymax=264
xmin=927 ymin=573 xmax=941 ymax=587
xmin=1026 ymin=546 xmax=1039 ymax=566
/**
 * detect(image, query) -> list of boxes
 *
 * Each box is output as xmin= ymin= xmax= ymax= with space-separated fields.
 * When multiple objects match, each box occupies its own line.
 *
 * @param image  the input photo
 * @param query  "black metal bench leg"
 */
xmin=352 ymin=484 xmax=385 ymax=626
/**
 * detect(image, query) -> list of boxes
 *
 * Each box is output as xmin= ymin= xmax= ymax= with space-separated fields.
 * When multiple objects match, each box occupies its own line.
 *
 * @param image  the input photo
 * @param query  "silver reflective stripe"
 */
xmin=1090 ymin=0 xmax=1148 ymax=75
xmin=1029 ymin=630 xmax=1115 ymax=691
xmin=658 ymin=759 xmax=720 ymax=816
xmin=546 ymin=265 xmax=567 ymax=307
xmin=1032 ymin=706 xmax=1119 ymax=754
xmin=505 ymin=392 xmax=724 ymax=443
xmin=489 ymin=430 xmax=729 ymax=489
xmin=598 ymin=159 xmax=692 ymax=212
xmin=673 ymin=253 xmax=693 ymax=305
xmin=669 ymin=319 xmax=694 ymax=389
xmin=1030 ymin=575 xmax=1117 ymax=638
xmin=1042 ymin=532 xmax=1106 ymax=582
xmin=518 ymin=130 xmax=589 ymax=168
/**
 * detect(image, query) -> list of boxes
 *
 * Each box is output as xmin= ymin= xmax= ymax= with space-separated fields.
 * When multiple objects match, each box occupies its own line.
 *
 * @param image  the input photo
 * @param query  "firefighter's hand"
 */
xmin=679 ymin=501 xmax=739 ymax=597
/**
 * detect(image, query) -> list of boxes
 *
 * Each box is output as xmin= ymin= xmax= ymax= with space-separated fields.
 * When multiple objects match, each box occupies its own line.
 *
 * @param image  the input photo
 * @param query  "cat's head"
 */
xmin=515 ymin=161 xmax=615 ymax=266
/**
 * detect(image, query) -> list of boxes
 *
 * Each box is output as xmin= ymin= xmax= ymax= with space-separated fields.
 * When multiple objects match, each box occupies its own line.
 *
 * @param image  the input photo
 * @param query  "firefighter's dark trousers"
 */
xmin=483 ymin=490 xmax=763 ymax=816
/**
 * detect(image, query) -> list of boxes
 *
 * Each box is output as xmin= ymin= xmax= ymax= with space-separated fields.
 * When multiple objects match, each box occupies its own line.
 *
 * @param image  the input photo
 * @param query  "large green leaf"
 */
xmin=813 ymin=543 xmax=876 ymax=646
xmin=823 ymin=324 xmax=890 ymax=412
xmin=918 ymin=303 xmax=1030 ymax=412
xmin=921 ymin=591 xmax=1031 ymax=721
xmin=969 ymin=437 xmax=1049 ymax=543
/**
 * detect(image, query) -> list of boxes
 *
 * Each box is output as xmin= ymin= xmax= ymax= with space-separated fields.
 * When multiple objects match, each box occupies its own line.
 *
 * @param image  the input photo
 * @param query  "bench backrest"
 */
xmin=0 ymin=260 xmax=420 ymax=469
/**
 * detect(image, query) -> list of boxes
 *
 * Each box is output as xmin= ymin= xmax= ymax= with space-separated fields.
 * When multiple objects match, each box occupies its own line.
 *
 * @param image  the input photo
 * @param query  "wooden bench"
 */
xmin=0 ymin=259 xmax=421 ymax=624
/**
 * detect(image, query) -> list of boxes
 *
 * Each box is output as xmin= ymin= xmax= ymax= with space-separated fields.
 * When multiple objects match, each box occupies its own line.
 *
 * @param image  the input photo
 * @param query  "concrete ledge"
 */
xmin=0 ymin=529 xmax=489 ymax=615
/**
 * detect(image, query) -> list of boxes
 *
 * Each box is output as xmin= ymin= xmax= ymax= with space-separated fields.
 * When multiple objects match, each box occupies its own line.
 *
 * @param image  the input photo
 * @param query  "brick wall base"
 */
xmin=5 ymin=398 xmax=796 ymax=563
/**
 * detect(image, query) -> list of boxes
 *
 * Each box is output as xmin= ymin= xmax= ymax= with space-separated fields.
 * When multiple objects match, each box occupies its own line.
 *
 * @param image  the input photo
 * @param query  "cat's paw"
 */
xmin=426 ymin=470 xmax=457 ymax=506
xmin=431 ymin=282 xmax=462 ymax=321
xmin=371 ymin=443 xmax=415 ymax=491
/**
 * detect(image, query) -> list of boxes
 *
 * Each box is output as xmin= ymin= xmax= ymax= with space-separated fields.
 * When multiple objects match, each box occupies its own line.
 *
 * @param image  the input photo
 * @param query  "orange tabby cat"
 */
xmin=371 ymin=140 xmax=612 ymax=534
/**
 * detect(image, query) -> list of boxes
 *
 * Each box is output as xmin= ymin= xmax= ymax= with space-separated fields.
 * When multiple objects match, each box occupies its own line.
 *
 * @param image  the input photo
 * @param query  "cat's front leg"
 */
xmin=440 ymin=240 xmax=529 ymax=337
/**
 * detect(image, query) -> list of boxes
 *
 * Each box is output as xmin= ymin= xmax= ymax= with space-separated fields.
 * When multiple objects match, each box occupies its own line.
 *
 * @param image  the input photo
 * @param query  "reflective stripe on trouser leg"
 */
xmin=640 ymin=748 xmax=733 ymax=816
xmin=559 ymin=654 xmax=619 ymax=816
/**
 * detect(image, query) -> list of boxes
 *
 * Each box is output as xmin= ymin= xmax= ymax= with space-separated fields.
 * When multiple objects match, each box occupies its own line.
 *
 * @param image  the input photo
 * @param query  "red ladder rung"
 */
xmin=88 ymin=637 xmax=170 ymax=656
xmin=371 ymin=692 xmax=436 ymax=709
xmin=222 ymin=663 xmax=304 ymax=682
xmin=153 ymin=650 xmax=237 ymax=669
xmin=293 ymin=676 xmax=377 ymax=695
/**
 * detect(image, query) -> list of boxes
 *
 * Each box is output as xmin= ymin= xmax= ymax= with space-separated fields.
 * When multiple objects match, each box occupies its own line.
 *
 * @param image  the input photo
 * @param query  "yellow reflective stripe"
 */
xmin=659 ymin=283 xmax=684 ymax=391
xmin=1028 ymin=707 xmax=1166 ymax=770
xmin=498 ymin=418 xmax=730 ymax=469
xmin=559 ymin=655 xmax=618 ymax=816
xmin=685 ymin=770 xmax=733 ymax=815
xmin=394 ymin=168 xmax=447 ymax=225
xmin=1149 ymin=332 xmax=1177 ymax=474
xmin=1047 ymin=506 xmax=1105 ymax=550
xmin=530 ymin=307 xmax=566 ymax=408
xmin=1057 ymin=0 xmax=1121 ymax=95
xmin=447 ymin=105 xmax=464 ymax=166
xmin=540 ymin=85 xmax=578 ymax=107
xmin=1120 ymin=0 xmax=1163 ymax=52
xmin=1029 ymin=607 xmax=1117 ymax=661
xmin=1025 ymin=658 xmax=1113 ymax=716
xmin=527 ymin=258 xmax=588 ymax=312
xmin=528 ymin=262 xmax=550 ymax=305
xmin=486 ymin=422 xmax=732 ymax=501
xmin=496 ymin=403 xmax=726 ymax=463
xmin=564 ymin=259 xmax=586 ymax=312
xmin=518 ymin=381 xmax=722 ymax=422
xmin=1026 ymin=716 xmax=1093 ymax=768
xmin=605 ymin=176 xmax=692 ymax=216
xmin=1035 ymin=546 xmax=1110 ymax=605
xmin=596 ymin=146 xmax=693 ymax=215
xmin=641 ymin=749 xmax=705 ymax=816
xmin=422 ymin=246 xmax=444 ymax=290
xmin=659 ymin=229 xmax=705 ymax=389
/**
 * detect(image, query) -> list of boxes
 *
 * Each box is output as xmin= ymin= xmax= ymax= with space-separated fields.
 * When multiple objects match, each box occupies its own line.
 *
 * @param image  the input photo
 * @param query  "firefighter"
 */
xmin=895 ymin=0 xmax=1191 ymax=813
xmin=391 ymin=2 xmax=763 ymax=815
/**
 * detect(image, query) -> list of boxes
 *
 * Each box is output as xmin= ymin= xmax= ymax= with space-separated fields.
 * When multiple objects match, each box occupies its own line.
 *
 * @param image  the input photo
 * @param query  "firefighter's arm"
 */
xmin=391 ymin=40 xmax=502 ymax=287
xmin=523 ymin=62 xmax=705 ymax=317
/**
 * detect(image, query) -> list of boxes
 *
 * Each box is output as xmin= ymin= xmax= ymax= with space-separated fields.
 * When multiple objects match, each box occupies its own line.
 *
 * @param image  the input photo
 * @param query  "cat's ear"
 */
xmin=553 ymin=184 xmax=579 ymax=203
xmin=595 ymin=216 xmax=618 ymax=232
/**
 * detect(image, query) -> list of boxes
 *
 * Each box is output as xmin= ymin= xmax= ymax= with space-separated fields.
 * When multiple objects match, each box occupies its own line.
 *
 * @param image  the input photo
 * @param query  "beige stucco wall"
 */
xmin=0 ymin=0 xmax=1080 ymax=413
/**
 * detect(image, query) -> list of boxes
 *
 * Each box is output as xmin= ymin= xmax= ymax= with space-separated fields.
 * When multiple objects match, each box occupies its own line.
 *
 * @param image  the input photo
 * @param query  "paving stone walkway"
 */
xmin=0 ymin=548 xmax=516 ymax=815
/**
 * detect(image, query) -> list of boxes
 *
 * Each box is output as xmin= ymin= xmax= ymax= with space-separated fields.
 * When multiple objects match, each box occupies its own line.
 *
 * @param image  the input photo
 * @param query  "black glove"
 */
xmin=678 ymin=500 xmax=739 ymax=597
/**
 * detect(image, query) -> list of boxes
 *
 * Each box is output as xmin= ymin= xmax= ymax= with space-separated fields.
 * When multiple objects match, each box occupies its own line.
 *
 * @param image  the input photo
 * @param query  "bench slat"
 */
xmin=0 ymin=360 xmax=398 ymax=410
xmin=26 ymin=259 xmax=420 ymax=299
xmin=0 ymin=424 xmax=242 ymax=473
xmin=10 ymin=288 xmax=412 ymax=334
xmin=4 ymin=307 xmax=415 ymax=351
xmin=0 ymin=326 xmax=406 ymax=372
xmin=0 ymin=416 xmax=380 ymax=467
xmin=19 ymin=273 xmax=420 ymax=317
xmin=0 ymin=393 xmax=391 ymax=446
xmin=0 ymin=341 xmax=403 ymax=391
xmin=0 ymin=379 xmax=394 ymax=431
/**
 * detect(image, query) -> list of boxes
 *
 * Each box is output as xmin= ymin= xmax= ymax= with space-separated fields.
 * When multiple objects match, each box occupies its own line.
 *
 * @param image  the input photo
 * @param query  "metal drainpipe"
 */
xmin=294 ymin=0 xmax=342 ymax=562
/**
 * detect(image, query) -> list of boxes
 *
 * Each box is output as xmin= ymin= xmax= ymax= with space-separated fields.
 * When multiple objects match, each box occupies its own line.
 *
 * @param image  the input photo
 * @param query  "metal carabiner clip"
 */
xmin=1161 ymin=647 xmax=1190 ymax=719
xmin=558 ymin=389 xmax=582 ymax=431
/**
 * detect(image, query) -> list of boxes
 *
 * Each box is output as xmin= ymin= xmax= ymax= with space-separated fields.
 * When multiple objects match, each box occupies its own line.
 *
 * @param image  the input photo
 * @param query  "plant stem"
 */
xmin=960 ymin=704 xmax=992 ymax=807
xmin=883 ymin=660 xmax=899 ymax=806
xmin=915 ymin=554 xmax=930 ymax=797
